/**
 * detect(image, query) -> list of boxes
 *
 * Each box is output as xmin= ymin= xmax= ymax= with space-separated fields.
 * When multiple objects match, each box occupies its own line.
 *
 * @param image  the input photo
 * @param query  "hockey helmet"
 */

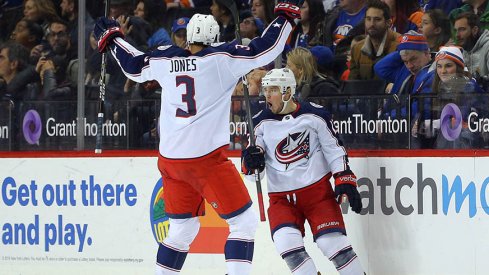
xmin=186 ymin=14 xmax=220 ymax=45
xmin=261 ymin=68 xmax=297 ymax=96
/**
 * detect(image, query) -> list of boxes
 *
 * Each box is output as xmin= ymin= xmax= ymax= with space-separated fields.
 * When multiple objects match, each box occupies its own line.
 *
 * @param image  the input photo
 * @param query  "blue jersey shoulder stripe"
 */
xmin=295 ymin=101 xmax=332 ymax=121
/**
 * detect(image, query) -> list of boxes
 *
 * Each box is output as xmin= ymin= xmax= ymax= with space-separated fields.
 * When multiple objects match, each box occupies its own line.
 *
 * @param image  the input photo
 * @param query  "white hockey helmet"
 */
xmin=261 ymin=68 xmax=297 ymax=96
xmin=261 ymin=68 xmax=296 ymax=114
xmin=186 ymin=14 xmax=220 ymax=45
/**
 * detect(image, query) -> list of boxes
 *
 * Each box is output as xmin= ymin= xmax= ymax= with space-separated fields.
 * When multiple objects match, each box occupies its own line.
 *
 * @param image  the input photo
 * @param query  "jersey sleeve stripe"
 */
xmin=111 ymin=38 xmax=152 ymax=82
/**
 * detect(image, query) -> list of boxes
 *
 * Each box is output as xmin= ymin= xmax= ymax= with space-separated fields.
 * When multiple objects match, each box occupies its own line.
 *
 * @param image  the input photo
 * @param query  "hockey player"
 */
xmin=93 ymin=0 xmax=303 ymax=274
xmin=242 ymin=68 xmax=365 ymax=275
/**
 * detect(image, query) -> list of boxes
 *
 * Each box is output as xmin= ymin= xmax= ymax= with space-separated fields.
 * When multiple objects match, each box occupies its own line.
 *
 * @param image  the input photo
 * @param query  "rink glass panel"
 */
xmin=3 ymin=93 xmax=489 ymax=151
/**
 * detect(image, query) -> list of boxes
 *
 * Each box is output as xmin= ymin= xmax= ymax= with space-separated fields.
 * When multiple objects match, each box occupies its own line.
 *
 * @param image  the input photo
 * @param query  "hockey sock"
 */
xmin=316 ymin=233 xmax=364 ymax=275
xmin=224 ymin=238 xmax=254 ymax=275
xmin=331 ymin=247 xmax=364 ymax=275
xmin=155 ymin=242 xmax=188 ymax=274
xmin=336 ymin=255 xmax=364 ymax=275
xmin=282 ymin=247 xmax=318 ymax=275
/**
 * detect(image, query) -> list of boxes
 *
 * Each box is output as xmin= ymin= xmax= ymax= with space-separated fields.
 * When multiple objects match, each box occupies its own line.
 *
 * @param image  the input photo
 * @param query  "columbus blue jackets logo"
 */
xmin=275 ymin=131 xmax=310 ymax=167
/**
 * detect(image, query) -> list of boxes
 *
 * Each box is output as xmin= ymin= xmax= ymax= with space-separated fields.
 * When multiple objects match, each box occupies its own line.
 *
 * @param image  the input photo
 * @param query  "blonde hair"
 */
xmin=24 ymin=0 xmax=61 ymax=22
xmin=286 ymin=47 xmax=321 ymax=85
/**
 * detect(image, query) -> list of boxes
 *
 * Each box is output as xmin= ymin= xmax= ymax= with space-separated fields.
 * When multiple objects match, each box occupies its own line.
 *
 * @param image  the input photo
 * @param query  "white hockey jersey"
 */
xmin=253 ymin=101 xmax=350 ymax=193
xmin=108 ymin=17 xmax=292 ymax=158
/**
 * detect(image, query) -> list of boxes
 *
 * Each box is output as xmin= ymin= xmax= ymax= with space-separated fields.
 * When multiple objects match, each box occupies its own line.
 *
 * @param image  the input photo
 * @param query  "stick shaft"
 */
xmin=95 ymin=0 xmax=111 ymax=154
xmin=223 ymin=0 xmax=266 ymax=221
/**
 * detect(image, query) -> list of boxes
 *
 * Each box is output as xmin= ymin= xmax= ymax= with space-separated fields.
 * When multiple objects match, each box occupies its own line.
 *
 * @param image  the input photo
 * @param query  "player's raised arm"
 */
xmin=94 ymin=17 xmax=152 ymax=83
xmin=223 ymin=0 xmax=304 ymax=77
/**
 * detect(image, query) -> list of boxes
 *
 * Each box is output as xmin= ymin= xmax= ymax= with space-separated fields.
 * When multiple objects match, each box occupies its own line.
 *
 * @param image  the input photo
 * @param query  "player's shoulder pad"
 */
xmin=252 ymin=106 xmax=275 ymax=126
xmin=212 ymin=40 xmax=245 ymax=54
xmin=297 ymin=101 xmax=332 ymax=121
xmin=211 ymin=42 xmax=226 ymax=47
xmin=191 ymin=41 xmax=236 ymax=57
xmin=149 ymin=45 xmax=189 ymax=58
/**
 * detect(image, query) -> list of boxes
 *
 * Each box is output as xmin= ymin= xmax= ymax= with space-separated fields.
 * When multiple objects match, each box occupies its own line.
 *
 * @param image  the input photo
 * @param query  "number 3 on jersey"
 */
xmin=175 ymin=75 xmax=197 ymax=117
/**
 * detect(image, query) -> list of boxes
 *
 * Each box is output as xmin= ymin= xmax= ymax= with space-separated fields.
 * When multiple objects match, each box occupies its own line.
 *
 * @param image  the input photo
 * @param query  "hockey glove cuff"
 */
xmin=334 ymin=169 xmax=362 ymax=214
xmin=94 ymin=17 xmax=124 ymax=53
xmin=274 ymin=0 xmax=304 ymax=23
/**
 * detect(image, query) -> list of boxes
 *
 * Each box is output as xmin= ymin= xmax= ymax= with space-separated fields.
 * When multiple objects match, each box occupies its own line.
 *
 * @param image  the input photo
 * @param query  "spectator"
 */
xmin=0 ymin=41 xmax=35 ymax=101
xmin=422 ymin=46 xmax=484 ymax=148
xmin=374 ymin=31 xmax=433 ymax=141
xmin=59 ymin=0 xmax=95 ymax=53
xmin=234 ymin=68 xmax=268 ymax=97
xmin=286 ymin=47 xmax=340 ymax=100
xmin=349 ymin=0 xmax=400 ymax=80
xmin=239 ymin=10 xmax=264 ymax=40
xmin=0 ymin=0 xmax=23 ymax=43
xmin=165 ymin=0 xmax=194 ymax=10
xmin=132 ymin=0 xmax=171 ymax=48
xmin=425 ymin=0 xmax=463 ymax=17
xmin=109 ymin=0 xmax=133 ymax=19
xmin=9 ymin=19 xmax=43 ymax=51
xmin=35 ymin=20 xmax=77 ymax=100
xmin=117 ymin=16 xmax=153 ymax=51
xmin=170 ymin=17 xmax=189 ymax=48
xmin=312 ymin=0 xmax=367 ymax=48
xmin=339 ymin=34 xmax=366 ymax=80
xmin=431 ymin=46 xmax=482 ymax=93
xmin=23 ymin=0 xmax=62 ymax=35
xmin=375 ymin=31 xmax=433 ymax=96
xmin=310 ymin=45 xmax=335 ymax=77
xmin=288 ymin=0 xmax=326 ymax=48
xmin=211 ymin=0 xmax=236 ymax=42
xmin=449 ymin=0 xmax=489 ymax=30
xmin=382 ymin=0 xmax=423 ymax=33
xmin=133 ymin=0 xmax=167 ymax=29
xmin=0 ymin=41 xmax=37 ymax=150
xmin=84 ymin=31 xmax=101 ymax=100
xmin=453 ymin=12 xmax=489 ymax=84
xmin=418 ymin=9 xmax=452 ymax=55
xmin=322 ymin=0 xmax=337 ymax=13
xmin=251 ymin=0 xmax=274 ymax=26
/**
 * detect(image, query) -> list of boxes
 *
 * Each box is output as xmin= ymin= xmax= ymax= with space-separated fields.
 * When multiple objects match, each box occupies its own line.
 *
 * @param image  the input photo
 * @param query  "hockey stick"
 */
xmin=222 ymin=0 xmax=266 ymax=221
xmin=95 ymin=0 xmax=111 ymax=154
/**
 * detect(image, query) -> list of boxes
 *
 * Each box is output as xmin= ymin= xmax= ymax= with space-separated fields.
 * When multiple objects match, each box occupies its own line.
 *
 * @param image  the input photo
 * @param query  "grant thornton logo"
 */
xmin=22 ymin=109 xmax=42 ymax=145
xmin=149 ymin=178 xmax=170 ymax=244
xmin=440 ymin=103 xmax=462 ymax=141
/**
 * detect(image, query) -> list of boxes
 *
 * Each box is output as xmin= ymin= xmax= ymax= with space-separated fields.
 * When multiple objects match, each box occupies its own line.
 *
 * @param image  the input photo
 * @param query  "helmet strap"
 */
xmin=278 ymin=90 xmax=293 ymax=114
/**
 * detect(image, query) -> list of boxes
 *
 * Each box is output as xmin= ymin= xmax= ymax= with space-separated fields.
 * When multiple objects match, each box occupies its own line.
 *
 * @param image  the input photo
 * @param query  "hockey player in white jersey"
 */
xmin=93 ymin=0 xmax=303 ymax=274
xmin=242 ymin=68 xmax=365 ymax=275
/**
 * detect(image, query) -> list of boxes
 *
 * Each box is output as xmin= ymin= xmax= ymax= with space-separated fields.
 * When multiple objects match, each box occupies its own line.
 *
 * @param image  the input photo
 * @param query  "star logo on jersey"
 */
xmin=275 ymin=130 xmax=310 ymax=168
xmin=272 ymin=22 xmax=282 ymax=28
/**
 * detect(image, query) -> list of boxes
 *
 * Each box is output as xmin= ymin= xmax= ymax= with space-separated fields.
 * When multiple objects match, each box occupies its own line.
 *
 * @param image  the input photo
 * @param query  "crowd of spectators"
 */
xmin=1 ymin=0 xmax=489 ymax=150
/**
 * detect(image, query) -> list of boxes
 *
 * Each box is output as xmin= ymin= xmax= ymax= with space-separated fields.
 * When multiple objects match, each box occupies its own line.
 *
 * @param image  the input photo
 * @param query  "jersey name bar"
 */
xmin=170 ymin=58 xmax=197 ymax=73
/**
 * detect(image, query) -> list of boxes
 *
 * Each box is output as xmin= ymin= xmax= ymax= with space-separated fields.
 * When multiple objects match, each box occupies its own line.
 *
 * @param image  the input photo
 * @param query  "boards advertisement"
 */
xmin=1 ymin=155 xmax=488 ymax=274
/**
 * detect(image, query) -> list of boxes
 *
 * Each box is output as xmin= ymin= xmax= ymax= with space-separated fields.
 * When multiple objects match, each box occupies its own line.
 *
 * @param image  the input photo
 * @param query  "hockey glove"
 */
xmin=94 ymin=17 xmax=124 ymax=53
xmin=241 ymin=146 xmax=265 ymax=175
xmin=274 ymin=0 xmax=304 ymax=22
xmin=334 ymin=169 xmax=362 ymax=214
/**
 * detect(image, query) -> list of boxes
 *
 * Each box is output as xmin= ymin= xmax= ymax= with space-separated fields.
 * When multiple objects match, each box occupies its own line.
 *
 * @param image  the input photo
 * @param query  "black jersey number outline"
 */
xmin=175 ymin=75 xmax=197 ymax=117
